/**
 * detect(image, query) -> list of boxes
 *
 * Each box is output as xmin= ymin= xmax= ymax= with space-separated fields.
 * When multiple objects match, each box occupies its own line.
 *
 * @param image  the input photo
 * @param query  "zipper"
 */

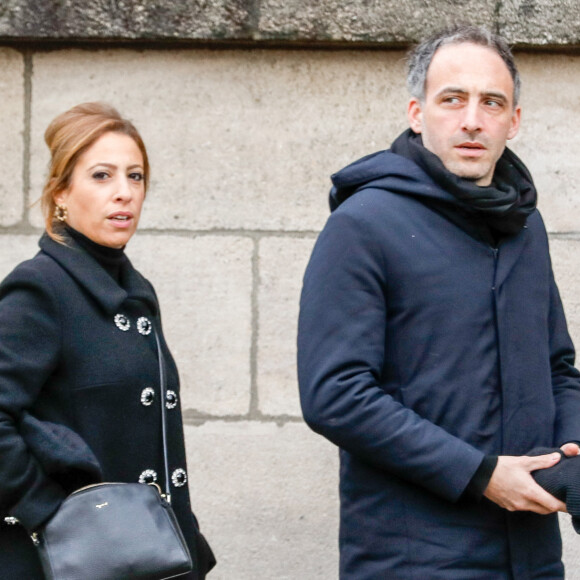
xmin=490 ymin=246 xmax=504 ymax=452
xmin=69 ymin=482 xmax=126 ymax=497
xmin=69 ymin=481 xmax=126 ymax=496
xmin=491 ymin=247 xmax=499 ymax=291
xmin=69 ymin=481 xmax=162 ymax=497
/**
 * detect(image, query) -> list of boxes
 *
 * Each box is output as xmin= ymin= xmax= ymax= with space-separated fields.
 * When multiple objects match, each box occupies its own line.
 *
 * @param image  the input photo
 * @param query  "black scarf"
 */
xmin=391 ymin=129 xmax=537 ymax=237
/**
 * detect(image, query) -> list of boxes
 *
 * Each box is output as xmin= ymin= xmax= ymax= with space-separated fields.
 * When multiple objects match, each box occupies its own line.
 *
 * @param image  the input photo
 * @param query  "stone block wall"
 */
xmin=3 ymin=0 xmax=580 ymax=46
xmin=1 ymin=2 xmax=580 ymax=577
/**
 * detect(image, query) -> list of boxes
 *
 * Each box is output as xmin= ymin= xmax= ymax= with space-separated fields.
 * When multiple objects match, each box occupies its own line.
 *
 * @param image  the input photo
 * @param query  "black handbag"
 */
xmin=30 ymin=331 xmax=193 ymax=580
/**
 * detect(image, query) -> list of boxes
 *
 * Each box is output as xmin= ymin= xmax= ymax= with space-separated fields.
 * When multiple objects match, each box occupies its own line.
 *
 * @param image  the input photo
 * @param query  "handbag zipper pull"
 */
xmin=31 ymin=532 xmax=40 ymax=546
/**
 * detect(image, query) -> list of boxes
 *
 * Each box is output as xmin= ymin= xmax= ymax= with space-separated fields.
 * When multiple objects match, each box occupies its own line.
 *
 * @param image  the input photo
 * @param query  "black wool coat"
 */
xmin=0 ymin=233 xmax=214 ymax=579
xmin=298 ymin=150 xmax=580 ymax=580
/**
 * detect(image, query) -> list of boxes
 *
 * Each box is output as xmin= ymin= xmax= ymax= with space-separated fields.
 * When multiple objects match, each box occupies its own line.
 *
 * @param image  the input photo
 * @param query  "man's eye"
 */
xmin=443 ymin=97 xmax=460 ymax=104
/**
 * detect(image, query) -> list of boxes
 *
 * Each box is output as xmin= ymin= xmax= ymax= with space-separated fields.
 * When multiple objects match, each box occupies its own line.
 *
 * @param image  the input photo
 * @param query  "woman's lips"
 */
xmin=107 ymin=212 xmax=133 ymax=228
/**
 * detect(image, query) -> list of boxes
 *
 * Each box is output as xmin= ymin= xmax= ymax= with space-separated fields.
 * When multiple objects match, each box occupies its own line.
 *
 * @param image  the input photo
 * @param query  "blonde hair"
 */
xmin=41 ymin=102 xmax=150 ymax=241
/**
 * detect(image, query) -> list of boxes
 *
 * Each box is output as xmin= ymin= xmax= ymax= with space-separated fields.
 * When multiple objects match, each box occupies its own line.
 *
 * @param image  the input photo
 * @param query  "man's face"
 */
xmin=407 ymin=42 xmax=521 ymax=186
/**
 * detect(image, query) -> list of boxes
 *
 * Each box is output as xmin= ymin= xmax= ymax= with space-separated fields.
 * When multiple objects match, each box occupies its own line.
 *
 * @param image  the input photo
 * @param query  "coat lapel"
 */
xmin=38 ymin=234 xmax=158 ymax=316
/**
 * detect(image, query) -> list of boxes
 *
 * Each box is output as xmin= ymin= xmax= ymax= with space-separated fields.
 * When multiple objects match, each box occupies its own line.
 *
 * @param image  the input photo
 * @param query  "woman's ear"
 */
xmin=52 ymin=181 xmax=68 ymax=206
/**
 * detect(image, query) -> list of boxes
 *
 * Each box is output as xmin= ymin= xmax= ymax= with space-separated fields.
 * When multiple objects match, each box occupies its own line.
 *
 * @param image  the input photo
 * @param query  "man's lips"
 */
xmin=455 ymin=142 xmax=486 ymax=157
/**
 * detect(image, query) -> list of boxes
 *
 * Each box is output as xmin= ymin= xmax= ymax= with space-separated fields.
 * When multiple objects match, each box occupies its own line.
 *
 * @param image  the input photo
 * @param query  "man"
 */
xmin=298 ymin=26 xmax=580 ymax=579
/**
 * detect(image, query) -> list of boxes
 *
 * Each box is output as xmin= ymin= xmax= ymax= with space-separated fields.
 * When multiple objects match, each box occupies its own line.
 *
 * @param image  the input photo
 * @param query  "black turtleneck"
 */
xmin=65 ymin=226 xmax=127 ymax=285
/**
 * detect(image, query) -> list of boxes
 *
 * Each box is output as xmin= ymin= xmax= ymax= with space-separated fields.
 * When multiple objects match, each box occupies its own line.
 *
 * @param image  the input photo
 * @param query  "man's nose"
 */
xmin=461 ymin=101 xmax=482 ymax=133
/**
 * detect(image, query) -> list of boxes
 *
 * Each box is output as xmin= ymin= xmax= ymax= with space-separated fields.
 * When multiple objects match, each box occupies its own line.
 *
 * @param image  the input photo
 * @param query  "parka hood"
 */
xmin=329 ymin=149 xmax=455 ymax=212
xmin=329 ymin=129 xmax=537 ymax=237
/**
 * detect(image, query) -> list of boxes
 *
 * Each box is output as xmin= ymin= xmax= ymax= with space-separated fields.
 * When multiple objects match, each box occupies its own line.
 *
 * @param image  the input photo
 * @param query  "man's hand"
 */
xmin=483 ymin=452 xmax=566 ymax=514
xmin=560 ymin=442 xmax=580 ymax=457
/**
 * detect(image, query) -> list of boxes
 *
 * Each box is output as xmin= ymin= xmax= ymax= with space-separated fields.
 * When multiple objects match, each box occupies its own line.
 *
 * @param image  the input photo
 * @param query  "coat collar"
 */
xmin=39 ymin=233 xmax=158 ymax=316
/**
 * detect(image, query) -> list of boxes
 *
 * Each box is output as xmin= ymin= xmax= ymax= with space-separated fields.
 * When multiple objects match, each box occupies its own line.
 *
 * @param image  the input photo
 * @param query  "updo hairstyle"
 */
xmin=41 ymin=102 xmax=150 ymax=241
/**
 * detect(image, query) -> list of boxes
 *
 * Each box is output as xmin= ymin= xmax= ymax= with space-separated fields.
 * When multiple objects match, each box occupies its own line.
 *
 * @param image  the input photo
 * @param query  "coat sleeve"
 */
xmin=297 ymin=210 xmax=484 ymax=502
xmin=0 ymin=262 xmax=67 ymax=531
xmin=548 ymin=268 xmax=580 ymax=446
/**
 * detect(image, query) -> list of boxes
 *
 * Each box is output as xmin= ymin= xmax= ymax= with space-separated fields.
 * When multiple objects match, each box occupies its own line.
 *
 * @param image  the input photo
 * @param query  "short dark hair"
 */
xmin=407 ymin=25 xmax=521 ymax=106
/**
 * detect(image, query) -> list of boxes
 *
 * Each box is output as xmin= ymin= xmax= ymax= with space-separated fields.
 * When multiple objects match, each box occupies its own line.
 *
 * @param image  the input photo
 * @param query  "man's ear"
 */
xmin=507 ymin=105 xmax=521 ymax=141
xmin=407 ymin=98 xmax=423 ymax=134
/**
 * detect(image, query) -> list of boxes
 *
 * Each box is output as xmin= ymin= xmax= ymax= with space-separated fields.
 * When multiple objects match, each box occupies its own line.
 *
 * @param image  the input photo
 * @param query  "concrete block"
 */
xmin=0 ymin=48 xmax=24 ymax=227
xmin=257 ymin=0 xmax=496 ymax=43
xmin=551 ymin=242 xmax=580 ymax=576
xmin=29 ymin=49 xmax=408 ymax=232
xmin=0 ymin=235 xmax=40 ymax=280
xmin=183 ymin=420 xmax=339 ymax=579
xmin=549 ymin=238 xmax=580 ymax=349
xmin=257 ymin=236 xmax=316 ymax=416
xmin=561 ymin=513 xmax=580 ymax=580
xmin=0 ymin=0 xmax=251 ymax=40
xmin=510 ymin=54 xmax=580 ymax=234
xmin=499 ymin=0 xmax=580 ymax=46
xmin=4 ymin=0 xmax=580 ymax=47
xmin=128 ymin=233 xmax=253 ymax=416
xmin=17 ymin=0 xmax=580 ymax=47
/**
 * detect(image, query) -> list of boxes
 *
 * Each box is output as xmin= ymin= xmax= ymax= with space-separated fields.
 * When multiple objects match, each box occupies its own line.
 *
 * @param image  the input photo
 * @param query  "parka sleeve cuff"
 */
xmin=429 ymin=441 xmax=486 ymax=503
xmin=462 ymin=455 xmax=498 ymax=500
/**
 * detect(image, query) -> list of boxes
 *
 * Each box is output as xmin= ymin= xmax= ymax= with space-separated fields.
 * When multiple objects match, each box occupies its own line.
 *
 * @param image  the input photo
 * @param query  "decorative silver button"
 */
xmin=141 ymin=387 xmax=155 ymax=406
xmin=114 ymin=313 xmax=130 ymax=331
xmin=3 ymin=516 xmax=18 ymax=525
xmin=165 ymin=390 xmax=178 ymax=410
xmin=137 ymin=317 xmax=152 ymax=336
xmin=171 ymin=468 xmax=187 ymax=488
xmin=138 ymin=469 xmax=158 ymax=484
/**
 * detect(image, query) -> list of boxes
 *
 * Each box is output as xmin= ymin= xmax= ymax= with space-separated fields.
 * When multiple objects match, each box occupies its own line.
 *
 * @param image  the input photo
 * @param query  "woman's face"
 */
xmin=55 ymin=131 xmax=146 ymax=249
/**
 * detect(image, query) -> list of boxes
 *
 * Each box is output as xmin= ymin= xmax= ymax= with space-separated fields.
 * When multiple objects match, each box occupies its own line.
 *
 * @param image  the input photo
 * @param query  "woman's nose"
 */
xmin=115 ymin=177 xmax=133 ymax=201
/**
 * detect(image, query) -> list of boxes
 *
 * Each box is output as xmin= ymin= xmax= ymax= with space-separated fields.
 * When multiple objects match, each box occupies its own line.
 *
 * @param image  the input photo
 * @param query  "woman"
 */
xmin=0 ymin=102 xmax=215 ymax=578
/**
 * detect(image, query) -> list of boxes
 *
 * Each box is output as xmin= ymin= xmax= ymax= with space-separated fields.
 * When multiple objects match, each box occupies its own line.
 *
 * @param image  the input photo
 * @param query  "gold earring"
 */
xmin=54 ymin=204 xmax=68 ymax=222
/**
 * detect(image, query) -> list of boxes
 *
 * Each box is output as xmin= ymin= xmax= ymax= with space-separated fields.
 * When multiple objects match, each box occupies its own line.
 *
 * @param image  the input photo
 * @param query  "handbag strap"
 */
xmin=154 ymin=330 xmax=172 ymax=504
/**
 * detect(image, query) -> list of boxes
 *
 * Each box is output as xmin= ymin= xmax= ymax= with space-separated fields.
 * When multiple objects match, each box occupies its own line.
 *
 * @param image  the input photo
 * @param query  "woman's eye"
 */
xmin=92 ymin=171 xmax=109 ymax=180
xmin=129 ymin=172 xmax=144 ymax=182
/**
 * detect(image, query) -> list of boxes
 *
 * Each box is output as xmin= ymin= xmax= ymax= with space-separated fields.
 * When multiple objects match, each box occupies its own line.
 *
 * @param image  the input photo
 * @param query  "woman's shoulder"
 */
xmin=0 ymin=251 xmax=69 ymax=324
xmin=0 ymin=248 xmax=70 ymax=298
